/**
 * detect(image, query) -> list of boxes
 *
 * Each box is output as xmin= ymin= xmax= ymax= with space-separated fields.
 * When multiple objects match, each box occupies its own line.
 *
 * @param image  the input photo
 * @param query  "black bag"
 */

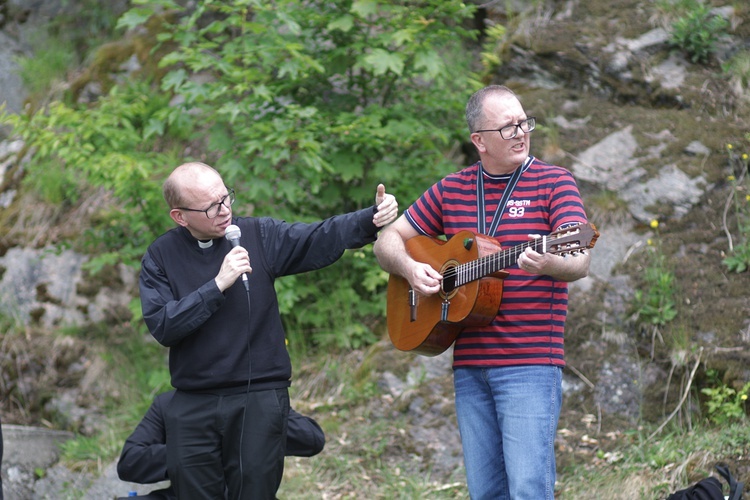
xmin=666 ymin=464 xmax=744 ymax=500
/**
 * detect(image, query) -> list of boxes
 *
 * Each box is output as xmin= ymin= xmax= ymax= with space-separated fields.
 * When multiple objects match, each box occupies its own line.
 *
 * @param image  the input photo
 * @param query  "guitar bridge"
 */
xmin=441 ymin=299 xmax=449 ymax=321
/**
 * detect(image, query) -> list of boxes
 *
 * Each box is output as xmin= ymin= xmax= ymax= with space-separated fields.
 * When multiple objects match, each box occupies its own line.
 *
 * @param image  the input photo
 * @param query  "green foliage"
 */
xmin=15 ymin=31 xmax=76 ymax=100
xmin=668 ymin=1 xmax=729 ymax=64
xmin=19 ymin=158 xmax=82 ymax=206
xmin=118 ymin=0 xmax=477 ymax=350
xmin=478 ymin=24 xmax=508 ymax=79
xmin=633 ymin=263 xmax=678 ymax=326
xmin=700 ymin=369 xmax=750 ymax=425
xmin=722 ymin=140 xmax=750 ymax=273
xmin=557 ymin=422 xmax=750 ymax=498
xmin=632 ymin=222 xmax=678 ymax=327
xmin=120 ymin=0 xmax=477 ymax=216
xmin=1 ymin=79 xmax=187 ymax=270
xmin=59 ymin=428 xmax=124 ymax=468
xmin=54 ymin=0 xmax=129 ymax=53
xmin=701 ymin=381 xmax=750 ymax=424
xmin=2 ymin=1 xmax=480 ymax=357
xmin=723 ymin=226 xmax=750 ymax=273
xmin=280 ymin=247 xmax=388 ymax=353
xmin=13 ymin=0 xmax=128 ymax=106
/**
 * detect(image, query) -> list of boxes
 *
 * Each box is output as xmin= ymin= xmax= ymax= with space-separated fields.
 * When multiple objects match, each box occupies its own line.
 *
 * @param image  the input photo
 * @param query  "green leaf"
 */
xmin=143 ymin=118 xmax=165 ymax=140
xmin=328 ymin=14 xmax=355 ymax=32
xmin=161 ymin=69 xmax=188 ymax=92
xmin=116 ymin=8 xmax=154 ymax=31
xmin=351 ymin=0 xmax=379 ymax=19
xmin=360 ymin=48 xmax=405 ymax=76
xmin=413 ymin=50 xmax=444 ymax=79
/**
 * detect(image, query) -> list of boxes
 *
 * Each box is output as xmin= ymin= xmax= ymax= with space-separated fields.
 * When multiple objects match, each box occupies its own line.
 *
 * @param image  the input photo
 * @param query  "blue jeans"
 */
xmin=454 ymin=365 xmax=562 ymax=500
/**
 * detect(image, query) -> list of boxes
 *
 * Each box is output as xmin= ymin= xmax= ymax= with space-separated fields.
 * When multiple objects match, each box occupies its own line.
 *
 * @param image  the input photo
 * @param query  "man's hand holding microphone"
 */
xmin=216 ymin=225 xmax=252 ymax=293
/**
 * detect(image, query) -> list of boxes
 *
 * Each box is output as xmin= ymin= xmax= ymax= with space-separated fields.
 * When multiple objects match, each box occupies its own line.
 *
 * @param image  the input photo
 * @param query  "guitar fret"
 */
xmin=445 ymin=224 xmax=597 ymax=288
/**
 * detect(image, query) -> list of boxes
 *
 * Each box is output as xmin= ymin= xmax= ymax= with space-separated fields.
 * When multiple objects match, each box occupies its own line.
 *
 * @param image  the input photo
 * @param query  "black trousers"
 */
xmin=164 ymin=388 xmax=289 ymax=500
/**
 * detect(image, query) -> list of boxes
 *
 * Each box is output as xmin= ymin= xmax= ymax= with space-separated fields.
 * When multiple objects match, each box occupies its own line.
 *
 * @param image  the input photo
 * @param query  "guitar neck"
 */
xmin=442 ymin=223 xmax=597 ymax=289
xmin=453 ymin=237 xmax=545 ymax=287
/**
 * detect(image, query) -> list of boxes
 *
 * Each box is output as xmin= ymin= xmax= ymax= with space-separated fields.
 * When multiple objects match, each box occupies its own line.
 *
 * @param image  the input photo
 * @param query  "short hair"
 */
xmin=465 ymin=85 xmax=517 ymax=133
xmin=162 ymin=162 xmax=220 ymax=208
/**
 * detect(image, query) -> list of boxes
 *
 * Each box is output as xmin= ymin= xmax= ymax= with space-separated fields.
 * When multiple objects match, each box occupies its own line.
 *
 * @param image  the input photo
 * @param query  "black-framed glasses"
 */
xmin=475 ymin=117 xmax=536 ymax=140
xmin=176 ymin=189 xmax=236 ymax=219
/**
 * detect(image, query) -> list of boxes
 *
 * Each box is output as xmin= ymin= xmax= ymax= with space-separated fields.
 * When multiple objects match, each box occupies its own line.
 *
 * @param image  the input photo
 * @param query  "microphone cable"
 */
xmin=225 ymin=223 xmax=253 ymax=498
xmin=237 ymin=283 xmax=252 ymax=499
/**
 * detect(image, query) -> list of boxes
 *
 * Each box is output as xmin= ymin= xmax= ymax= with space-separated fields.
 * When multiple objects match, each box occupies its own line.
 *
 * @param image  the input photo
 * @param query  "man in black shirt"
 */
xmin=139 ymin=162 xmax=397 ymax=498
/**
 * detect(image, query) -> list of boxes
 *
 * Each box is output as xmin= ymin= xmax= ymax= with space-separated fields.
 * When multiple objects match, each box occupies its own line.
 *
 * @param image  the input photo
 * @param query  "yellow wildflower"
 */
xmin=746 ymin=195 xmax=750 ymax=202
xmin=647 ymin=239 xmax=653 ymax=246
xmin=728 ymin=175 xmax=736 ymax=181
xmin=742 ymin=394 xmax=748 ymax=401
xmin=727 ymin=144 xmax=733 ymax=150
xmin=649 ymin=219 xmax=659 ymax=229
xmin=743 ymin=153 xmax=749 ymax=161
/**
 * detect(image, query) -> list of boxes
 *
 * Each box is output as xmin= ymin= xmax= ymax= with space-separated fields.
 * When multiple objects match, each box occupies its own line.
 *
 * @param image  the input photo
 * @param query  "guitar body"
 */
xmin=387 ymin=230 xmax=509 ymax=356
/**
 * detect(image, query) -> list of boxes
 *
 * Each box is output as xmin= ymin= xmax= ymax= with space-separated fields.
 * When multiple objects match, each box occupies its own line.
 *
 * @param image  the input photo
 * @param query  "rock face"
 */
xmin=0 ymin=246 xmax=136 ymax=328
xmin=0 ymin=31 xmax=26 ymax=115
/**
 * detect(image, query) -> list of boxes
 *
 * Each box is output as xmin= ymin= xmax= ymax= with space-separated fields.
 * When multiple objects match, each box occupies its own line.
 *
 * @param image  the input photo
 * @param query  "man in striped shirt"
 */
xmin=373 ymin=85 xmax=591 ymax=499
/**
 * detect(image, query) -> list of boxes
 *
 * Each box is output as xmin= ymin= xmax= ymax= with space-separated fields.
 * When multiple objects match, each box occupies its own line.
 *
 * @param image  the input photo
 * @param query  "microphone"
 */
xmin=225 ymin=224 xmax=250 ymax=292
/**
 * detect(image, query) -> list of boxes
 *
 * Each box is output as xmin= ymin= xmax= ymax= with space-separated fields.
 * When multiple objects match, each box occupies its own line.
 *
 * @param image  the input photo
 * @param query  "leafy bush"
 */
xmin=669 ymin=2 xmax=729 ymax=64
xmin=701 ymin=375 xmax=750 ymax=425
xmin=118 ymin=0 xmax=477 ymax=216
xmin=1 ymin=80 xmax=184 ymax=272
xmin=2 ymin=0 xmax=482 ymax=352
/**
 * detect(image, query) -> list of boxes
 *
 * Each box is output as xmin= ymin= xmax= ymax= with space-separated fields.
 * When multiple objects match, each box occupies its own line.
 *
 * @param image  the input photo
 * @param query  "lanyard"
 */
xmin=476 ymin=156 xmax=531 ymax=236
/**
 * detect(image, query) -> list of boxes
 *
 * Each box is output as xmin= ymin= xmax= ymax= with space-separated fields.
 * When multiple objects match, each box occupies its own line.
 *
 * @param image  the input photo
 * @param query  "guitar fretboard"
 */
xmin=446 ymin=237 xmax=544 ymax=287
xmin=437 ymin=223 xmax=595 ymax=289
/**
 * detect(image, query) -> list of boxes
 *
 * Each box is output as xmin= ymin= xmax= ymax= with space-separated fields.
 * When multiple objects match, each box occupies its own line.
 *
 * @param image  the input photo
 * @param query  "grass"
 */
xmin=2 ymin=313 xmax=749 ymax=498
xmin=556 ymin=422 xmax=750 ymax=499
xmin=15 ymin=30 xmax=76 ymax=103
xmin=277 ymin=344 xmax=749 ymax=499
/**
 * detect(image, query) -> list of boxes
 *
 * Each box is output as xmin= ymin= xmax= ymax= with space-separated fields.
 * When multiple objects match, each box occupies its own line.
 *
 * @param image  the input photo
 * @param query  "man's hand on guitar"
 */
xmin=373 ymin=183 xmax=398 ymax=228
xmin=517 ymin=246 xmax=549 ymax=274
xmin=405 ymin=261 xmax=443 ymax=296
xmin=517 ymin=232 xmax=591 ymax=281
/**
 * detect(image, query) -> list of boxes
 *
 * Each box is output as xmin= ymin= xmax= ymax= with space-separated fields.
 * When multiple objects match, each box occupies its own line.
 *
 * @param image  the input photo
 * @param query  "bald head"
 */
xmin=465 ymin=85 xmax=517 ymax=133
xmin=163 ymin=162 xmax=223 ymax=209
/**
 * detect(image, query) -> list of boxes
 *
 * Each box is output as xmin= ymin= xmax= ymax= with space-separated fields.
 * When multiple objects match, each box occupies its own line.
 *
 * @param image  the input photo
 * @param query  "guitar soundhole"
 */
xmin=441 ymin=265 xmax=457 ymax=296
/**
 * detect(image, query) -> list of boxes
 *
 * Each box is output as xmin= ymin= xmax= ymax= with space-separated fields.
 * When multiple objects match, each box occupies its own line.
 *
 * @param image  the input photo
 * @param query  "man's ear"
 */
xmin=170 ymin=209 xmax=188 ymax=227
xmin=470 ymin=132 xmax=486 ymax=153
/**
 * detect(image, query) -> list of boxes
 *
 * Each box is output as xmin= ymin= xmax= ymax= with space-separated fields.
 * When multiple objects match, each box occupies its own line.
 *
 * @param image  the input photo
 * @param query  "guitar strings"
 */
xmin=439 ymin=224 xmax=589 ymax=282
xmin=441 ymin=239 xmax=538 ymax=281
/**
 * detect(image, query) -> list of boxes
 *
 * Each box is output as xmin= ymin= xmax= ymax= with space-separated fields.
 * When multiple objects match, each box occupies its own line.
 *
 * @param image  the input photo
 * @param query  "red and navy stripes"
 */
xmin=404 ymin=158 xmax=588 ymax=368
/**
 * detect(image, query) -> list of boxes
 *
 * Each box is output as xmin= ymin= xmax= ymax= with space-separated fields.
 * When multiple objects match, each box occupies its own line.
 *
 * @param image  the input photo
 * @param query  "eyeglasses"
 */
xmin=475 ymin=117 xmax=536 ymax=140
xmin=176 ymin=189 xmax=236 ymax=219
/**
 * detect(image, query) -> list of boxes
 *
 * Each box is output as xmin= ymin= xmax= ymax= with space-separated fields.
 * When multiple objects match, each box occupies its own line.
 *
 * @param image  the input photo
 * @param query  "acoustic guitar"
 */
xmin=386 ymin=223 xmax=599 ymax=356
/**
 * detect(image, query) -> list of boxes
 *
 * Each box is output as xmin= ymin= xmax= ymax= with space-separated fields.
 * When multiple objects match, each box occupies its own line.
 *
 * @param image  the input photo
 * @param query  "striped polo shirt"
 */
xmin=404 ymin=157 xmax=588 ymax=368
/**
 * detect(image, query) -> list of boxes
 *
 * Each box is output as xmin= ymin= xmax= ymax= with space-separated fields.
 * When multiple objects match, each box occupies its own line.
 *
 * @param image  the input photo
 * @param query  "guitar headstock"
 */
xmin=545 ymin=223 xmax=600 ymax=256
